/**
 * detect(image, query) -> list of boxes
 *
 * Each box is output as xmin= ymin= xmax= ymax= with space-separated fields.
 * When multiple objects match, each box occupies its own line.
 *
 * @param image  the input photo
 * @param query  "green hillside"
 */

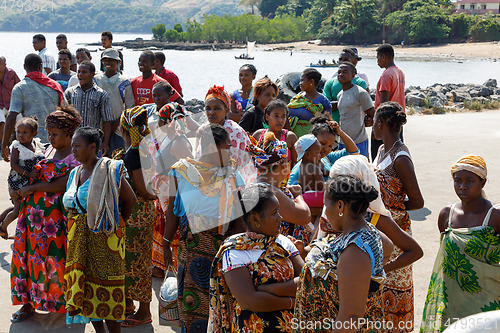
xmin=0 ymin=0 xmax=248 ymax=32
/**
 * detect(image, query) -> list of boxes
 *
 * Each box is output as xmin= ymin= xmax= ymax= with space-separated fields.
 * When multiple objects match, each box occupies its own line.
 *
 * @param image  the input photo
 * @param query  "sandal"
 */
xmin=11 ymin=310 xmax=34 ymax=323
xmin=121 ymin=317 xmax=152 ymax=327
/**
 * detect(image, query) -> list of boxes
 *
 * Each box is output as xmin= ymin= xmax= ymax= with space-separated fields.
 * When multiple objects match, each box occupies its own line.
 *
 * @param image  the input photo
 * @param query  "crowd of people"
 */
xmin=0 ymin=30 xmax=498 ymax=333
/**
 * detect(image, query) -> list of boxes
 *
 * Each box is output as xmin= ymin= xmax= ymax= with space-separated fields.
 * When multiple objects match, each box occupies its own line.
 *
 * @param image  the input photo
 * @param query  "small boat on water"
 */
xmin=309 ymin=62 xmax=338 ymax=68
xmin=235 ymin=40 xmax=255 ymax=60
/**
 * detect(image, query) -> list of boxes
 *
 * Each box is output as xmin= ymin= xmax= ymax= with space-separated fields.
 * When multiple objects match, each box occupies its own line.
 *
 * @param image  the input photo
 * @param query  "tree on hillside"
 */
xmin=152 ymin=23 xmax=166 ymax=40
xmin=304 ymin=0 xmax=337 ymax=34
xmin=174 ymin=23 xmax=183 ymax=33
xmin=259 ymin=0 xmax=288 ymax=17
xmin=239 ymin=0 xmax=262 ymax=14
xmin=385 ymin=0 xmax=450 ymax=43
xmin=318 ymin=0 xmax=381 ymax=43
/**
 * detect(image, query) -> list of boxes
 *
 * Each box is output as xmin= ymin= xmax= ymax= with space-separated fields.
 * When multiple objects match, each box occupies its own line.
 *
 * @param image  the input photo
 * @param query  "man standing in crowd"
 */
xmin=32 ymin=34 xmax=56 ymax=76
xmin=2 ymin=54 xmax=64 ymax=161
xmin=65 ymin=60 xmax=113 ymax=156
xmin=0 ymin=56 xmax=20 ymax=145
xmin=94 ymin=48 xmax=135 ymax=156
xmin=100 ymin=30 xmax=124 ymax=72
xmin=153 ymin=51 xmax=183 ymax=97
xmin=323 ymin=48 xmax=367 ymax=123
xmin=55 ymin=34 xmax=77 ymax=72
xmin=372 ymin=44 xmax=406 ymax=160
xmin=68 ymin=48 xmax=93 ymax=88
xmin=48 ymin=49 xmax=76 ymax=92
xmin=131 ymin=51 xmax=183 ymax=106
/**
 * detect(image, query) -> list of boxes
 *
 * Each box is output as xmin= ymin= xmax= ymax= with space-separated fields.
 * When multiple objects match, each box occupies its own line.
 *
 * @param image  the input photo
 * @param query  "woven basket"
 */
xmin=159 ymin=266 xmax=181 ymax=326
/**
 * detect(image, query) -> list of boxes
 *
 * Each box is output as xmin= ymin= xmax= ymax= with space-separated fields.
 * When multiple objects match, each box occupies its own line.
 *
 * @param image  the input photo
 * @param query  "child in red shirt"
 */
xmin=131 ymin=51 xmax=184 ymax=106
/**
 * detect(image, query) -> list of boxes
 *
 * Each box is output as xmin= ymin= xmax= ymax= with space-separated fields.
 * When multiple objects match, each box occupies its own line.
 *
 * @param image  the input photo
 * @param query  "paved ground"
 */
xmin=0 ymin=109 xmax=499 ymax=332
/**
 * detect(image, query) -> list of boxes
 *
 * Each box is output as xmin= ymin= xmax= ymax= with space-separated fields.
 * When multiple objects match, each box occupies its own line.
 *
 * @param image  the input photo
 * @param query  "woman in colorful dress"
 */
xmin=294 ymin=175 xmax=386 ymax=333
xmin=163 ymin=123 xmax=246 ymax=332
xmin=326 ymin=155 xmax=423 ymax=271
xmin=9 ymin=106 xmax=81 ymax=322
xmin=421 ymin=155 xmax=500 ymax=333
xmin=229 ymin=64 xmax=257 ymax=122
xmin=246 ymin=131 xmax=311 ymax=244
xmin=117 ymin=106 xmax=159 ymax=328
xmin=151 ymin=102 xmax=193 ymax=278
xmin=63 ymin=127 xmax=136 ymax=333
xmin=288 ymin=68 xmax=332 ymax=138
xmin=372 ymin=101 xmax=424 ymax=332
xmin=195 ymin=85 xmax=256 ymax=185
xmin=208 ymin=183 xmax=304 ymax=333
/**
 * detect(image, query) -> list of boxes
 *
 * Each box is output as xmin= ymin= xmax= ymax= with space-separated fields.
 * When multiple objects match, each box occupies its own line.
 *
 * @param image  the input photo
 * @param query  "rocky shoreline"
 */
xmin=402 ymin=78 xmax=499 ymax=114
xmin=87 ymin=38 xmax=244 ymax=51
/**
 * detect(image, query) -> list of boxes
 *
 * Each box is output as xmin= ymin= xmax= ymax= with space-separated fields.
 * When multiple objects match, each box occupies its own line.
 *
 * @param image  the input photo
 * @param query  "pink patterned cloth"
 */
xmin=195 ymin=119 xmax=256 ymax=185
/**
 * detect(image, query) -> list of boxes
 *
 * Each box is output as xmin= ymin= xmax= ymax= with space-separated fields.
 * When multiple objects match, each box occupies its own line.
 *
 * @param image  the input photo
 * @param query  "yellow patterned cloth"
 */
xmin=120 ymin=106 xmax=151 ymax=149
xmin=172 ymin=158 xmax=238 ymax=234
xmin=450 ymin=154 xmax=487 ymax=180
xmin=64 ymin=210 xmax=126 ymax=321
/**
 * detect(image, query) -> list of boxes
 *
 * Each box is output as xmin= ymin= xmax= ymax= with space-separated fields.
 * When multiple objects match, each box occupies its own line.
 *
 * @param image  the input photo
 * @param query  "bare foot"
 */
xmin=11 ymin=304 xmax=35 ymax=322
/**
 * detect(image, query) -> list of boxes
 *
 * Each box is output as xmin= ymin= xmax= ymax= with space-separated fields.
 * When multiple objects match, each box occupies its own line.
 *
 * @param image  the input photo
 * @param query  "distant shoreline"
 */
xmin=99 ymin=39 xmax=500 ymax=60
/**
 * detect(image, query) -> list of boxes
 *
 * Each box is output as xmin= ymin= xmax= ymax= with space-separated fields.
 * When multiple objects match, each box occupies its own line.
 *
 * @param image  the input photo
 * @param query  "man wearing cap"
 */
xmin=94 ymin=48 xmax=135 ymax=156
xmin=323 ymin=48 xmax=368 ymax=123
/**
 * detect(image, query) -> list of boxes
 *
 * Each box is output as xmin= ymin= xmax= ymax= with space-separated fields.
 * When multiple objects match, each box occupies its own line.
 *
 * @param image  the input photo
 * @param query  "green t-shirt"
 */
xmin=323 ymin=76 xmax=367 ymax=123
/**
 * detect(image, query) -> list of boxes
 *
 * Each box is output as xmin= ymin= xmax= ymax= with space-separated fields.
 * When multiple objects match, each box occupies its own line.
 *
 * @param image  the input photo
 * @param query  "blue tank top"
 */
xmin=233 ymin=89 xmax=249 ymax=110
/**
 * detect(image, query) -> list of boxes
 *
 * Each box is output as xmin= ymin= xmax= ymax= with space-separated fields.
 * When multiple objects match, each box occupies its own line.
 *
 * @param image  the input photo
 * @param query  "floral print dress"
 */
xmin=11 ymin=159 xmax=70 ymax=312
xmin=208 ymin=232 xmax=298 ymax=333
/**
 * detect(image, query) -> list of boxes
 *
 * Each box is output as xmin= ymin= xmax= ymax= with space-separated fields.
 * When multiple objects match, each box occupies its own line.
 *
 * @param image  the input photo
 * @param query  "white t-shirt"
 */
xmin=337 ymin=84 xmax=374 ymax=144
xmin=222 ymin=234 xmax=299 ymax=273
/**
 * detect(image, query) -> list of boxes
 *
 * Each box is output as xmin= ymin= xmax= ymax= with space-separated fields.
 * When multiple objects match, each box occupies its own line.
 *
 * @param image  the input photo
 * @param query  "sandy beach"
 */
xmin=263 ymin=40 xmax=500 ymax=60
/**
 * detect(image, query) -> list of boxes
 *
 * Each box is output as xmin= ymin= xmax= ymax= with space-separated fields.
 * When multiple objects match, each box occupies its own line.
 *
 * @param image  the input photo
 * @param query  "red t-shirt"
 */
xmin=131 ymin=73 xmax=180 ymax=106
xmin=375 ymin=66 xmax=406 ymax=110
xmin=158 ymin=68 xmax=182 ymax=95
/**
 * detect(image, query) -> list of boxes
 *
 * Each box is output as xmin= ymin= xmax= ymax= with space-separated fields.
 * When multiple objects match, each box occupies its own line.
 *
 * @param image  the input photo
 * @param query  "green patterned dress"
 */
xmin=421 ymin=204 xmax=500 ymax=332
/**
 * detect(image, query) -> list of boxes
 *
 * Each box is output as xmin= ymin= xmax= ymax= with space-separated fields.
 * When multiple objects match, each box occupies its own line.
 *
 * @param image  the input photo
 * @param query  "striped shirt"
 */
xmin=38 ymin=48 xmax=56 ymax=75
xmin=64 ymin=83 xmax=113 ymax=129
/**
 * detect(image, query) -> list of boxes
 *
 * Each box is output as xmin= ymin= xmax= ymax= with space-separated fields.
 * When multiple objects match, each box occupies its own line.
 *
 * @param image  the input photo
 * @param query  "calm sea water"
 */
xmin=1 ymin=32 xmax=499 ymax=100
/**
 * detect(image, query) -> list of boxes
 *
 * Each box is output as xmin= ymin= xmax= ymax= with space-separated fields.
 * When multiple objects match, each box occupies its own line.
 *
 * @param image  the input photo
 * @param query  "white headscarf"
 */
xmin=318 ymin=155 xmax=390 ymax=238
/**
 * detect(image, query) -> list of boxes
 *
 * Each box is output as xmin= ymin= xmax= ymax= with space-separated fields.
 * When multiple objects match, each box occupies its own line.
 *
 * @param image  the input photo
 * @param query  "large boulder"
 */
xmin=406 ymin=94 xmax=424 ymax=106
xmin=469 ymin=89 xmax=479 ymax=97
xmin=429 ymin=96 xmax=444 ymax=108
xmin=477 ymin=86 xmax=493 ymax=97
xmin=490 ymin=95 xmax=500 ymax=101
xmin=472 ymin=96 xmax=489 ymax=104
xmin=451 ymin=90 xmax=472 ymax=102
xmin=483 ymin=78 xmax=497 ymax=88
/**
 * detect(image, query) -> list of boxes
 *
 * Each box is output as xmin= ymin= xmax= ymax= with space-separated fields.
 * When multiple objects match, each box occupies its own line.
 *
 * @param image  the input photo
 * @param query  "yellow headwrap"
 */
xmin=450 ymin=155 xmax=487 ymax=180
xmin=451 ymin=154 xmax=487 ymax=199
xmin=121 ymin=106 xmax=151 ymax=149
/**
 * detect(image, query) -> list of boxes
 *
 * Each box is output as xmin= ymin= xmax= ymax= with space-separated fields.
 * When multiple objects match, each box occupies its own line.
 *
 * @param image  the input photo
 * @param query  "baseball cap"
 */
xmin=101 ymin=48 xmax=121 ymax=63
xmin=350 ymin=47 xmax=362 ymax=60
xmin=295 ymin=134 xmax=318 ymax=161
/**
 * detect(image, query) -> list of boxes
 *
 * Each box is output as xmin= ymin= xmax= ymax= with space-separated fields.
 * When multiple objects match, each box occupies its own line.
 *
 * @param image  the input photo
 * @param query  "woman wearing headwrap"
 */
xmin=246 ymin=132 xmax=311 ymax=244
xmin=195 ymin=85 xmax=256 ymax=185
xmin=151 ymin=102 xmax=193 ymax=278
xmin=163 ymin=123 xmax=246 ymax=332
xmin=116 ymin=106 xmax=158 ymax=328
xmin=421 ymin=155 xmax=500 ymax=333
xmin=9 ymin=106 xmax=82 ymax=322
